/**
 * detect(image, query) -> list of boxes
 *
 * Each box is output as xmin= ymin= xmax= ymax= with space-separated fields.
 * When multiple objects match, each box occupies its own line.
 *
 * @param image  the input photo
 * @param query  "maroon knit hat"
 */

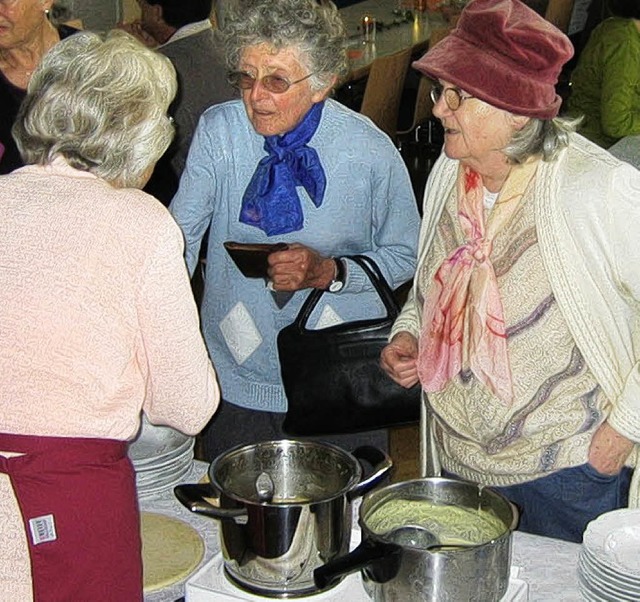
xmin=412 ymin=0 xmax=574 ymax=119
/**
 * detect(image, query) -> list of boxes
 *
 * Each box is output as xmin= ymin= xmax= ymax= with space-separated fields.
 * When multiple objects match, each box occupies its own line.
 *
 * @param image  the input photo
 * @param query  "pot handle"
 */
xmin=174 ymin=483 xmax=248 ymax=524
xmin=314 ymin=539 xmax=399 ymax=590
xmin=347 ymin=445 xmax=393 ymax=501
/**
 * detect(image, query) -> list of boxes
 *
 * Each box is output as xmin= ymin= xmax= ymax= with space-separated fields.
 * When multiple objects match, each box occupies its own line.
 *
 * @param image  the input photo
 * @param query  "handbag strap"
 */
xmin=291 ymin=255 xmax=402 ymax=331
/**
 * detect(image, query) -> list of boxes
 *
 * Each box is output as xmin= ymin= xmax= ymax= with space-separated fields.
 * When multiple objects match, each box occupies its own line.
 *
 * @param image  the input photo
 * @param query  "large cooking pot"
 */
xmin=314 ymin=478 xmax=518 ymax=602
xmin=174 ymin=439 xmax=392 ymax=598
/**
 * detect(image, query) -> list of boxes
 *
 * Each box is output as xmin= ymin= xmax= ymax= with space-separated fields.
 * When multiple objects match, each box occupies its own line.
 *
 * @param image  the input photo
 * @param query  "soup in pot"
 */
xmin=367 ymin=498 xmax=506 ymax=547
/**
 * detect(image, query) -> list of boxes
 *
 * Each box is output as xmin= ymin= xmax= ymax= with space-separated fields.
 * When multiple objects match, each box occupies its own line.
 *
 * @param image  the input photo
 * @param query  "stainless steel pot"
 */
xmin=314 ymin=478 xmax=518 ymax=602
xmin=175 ymin=440 xmax=392 ymax=598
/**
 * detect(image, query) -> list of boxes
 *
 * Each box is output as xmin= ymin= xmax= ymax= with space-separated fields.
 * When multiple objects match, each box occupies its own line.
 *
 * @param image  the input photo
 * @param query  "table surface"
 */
xmin=608 ymin=135 xmax=640 ymax=171
xmin=338 ymin=0 xmax=448 ymax=81
xmin=142 ymin=461 xmax=583 ymax=602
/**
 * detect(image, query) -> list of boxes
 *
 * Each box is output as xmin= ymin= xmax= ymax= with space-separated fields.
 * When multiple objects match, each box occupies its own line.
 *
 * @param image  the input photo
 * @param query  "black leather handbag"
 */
xmin=278 ymin=255 xmax=421 ymax=436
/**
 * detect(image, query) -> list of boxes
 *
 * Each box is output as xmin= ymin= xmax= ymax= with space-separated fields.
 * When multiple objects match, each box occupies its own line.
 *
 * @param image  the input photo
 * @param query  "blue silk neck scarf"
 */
xmin=239 ymin=101 xmax=326 ymax=236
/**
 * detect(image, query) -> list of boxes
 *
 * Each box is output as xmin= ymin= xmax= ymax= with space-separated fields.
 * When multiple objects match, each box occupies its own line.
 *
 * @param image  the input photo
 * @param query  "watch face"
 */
xmin=329 ymin=280 xmax=344 ymax=292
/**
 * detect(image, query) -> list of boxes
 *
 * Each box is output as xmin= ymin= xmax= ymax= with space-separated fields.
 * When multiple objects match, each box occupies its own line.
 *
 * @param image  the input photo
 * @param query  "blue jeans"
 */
xmin=444 ymin=464 xmax=632 ymax=543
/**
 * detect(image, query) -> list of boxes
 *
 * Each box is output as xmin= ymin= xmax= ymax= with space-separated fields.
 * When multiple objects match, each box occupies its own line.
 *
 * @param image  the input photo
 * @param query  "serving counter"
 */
xmin=142 ymin=461 xmax=583 ymax=602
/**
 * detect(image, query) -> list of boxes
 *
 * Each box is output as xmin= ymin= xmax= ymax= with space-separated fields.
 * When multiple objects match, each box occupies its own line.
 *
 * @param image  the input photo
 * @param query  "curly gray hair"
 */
xmin=221 ymin=0 xmax=347 ymax=92
xmin=503 ymin=115 xmax=582 ymax=164
xmin=13 ymin=30 xmax=177 ymax=188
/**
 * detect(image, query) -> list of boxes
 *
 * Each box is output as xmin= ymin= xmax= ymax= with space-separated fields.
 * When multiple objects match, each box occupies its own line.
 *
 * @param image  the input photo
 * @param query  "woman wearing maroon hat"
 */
xmin=381 ymin=0 xmax=640 ymax=543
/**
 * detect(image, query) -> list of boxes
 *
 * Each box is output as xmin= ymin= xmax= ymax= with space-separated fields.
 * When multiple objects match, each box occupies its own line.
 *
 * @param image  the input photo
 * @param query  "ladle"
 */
xmin=386 ymin=525 xmax=476 ymax=552
xmin=255 ymin=471 xmax=275 ymax=503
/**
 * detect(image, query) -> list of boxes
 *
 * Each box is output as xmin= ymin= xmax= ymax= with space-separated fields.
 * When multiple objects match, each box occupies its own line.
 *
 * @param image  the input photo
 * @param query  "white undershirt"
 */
xmin=484 ymin=188 xmax=499 ymax=210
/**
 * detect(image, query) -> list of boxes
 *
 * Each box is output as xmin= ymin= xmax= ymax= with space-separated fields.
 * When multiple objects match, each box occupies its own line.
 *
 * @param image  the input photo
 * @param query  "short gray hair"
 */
xmin=13 ymin=30 xmax=177 ymax=188
xmin=221 ymin=0 xmax=347 ymax=92
xmin=503 ymin=115 xmax=581 ymax=164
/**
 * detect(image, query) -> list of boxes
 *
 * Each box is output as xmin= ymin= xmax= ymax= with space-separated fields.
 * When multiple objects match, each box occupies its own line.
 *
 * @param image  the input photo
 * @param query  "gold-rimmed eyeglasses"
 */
xmin=430 ymin=82 xmax=474 ymax=111
xmin=228 ymin=71 xmax=315 ymax=94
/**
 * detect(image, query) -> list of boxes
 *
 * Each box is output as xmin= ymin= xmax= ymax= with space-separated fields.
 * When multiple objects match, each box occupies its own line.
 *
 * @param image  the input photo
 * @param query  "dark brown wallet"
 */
xmin=224 ymin=241 xmax=289 ymax=278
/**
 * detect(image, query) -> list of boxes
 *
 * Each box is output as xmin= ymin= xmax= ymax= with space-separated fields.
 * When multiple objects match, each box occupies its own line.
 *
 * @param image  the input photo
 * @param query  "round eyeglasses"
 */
xmin=429 ymin=82 xmax=474 ymax=111
xmin=228 ymin=71 xmax=315 ymax=94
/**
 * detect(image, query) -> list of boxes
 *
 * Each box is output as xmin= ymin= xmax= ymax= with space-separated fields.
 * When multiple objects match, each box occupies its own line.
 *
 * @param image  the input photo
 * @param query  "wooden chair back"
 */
xmin=359 ymin=47 xmax=412 ymax=139
xmin=396 ymin=26 xmax=451 ymax=141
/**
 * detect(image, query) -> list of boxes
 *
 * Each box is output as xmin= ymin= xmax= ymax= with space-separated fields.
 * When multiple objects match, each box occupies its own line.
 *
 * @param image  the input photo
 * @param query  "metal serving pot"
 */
xmin=314 ymin=478 xmax=518 ymax=602
xmin=174 ymin=439 xmax=392 ymax=598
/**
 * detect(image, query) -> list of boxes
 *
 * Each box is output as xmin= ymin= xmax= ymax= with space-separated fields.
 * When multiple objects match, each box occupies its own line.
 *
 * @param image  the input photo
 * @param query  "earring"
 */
xmin=45 ymin=8 xmax=51 ymax=20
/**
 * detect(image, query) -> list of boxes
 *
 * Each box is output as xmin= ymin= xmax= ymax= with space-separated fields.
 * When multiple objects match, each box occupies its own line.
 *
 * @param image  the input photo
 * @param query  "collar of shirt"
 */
xmin=161 ymin=19 xmax=212 ymax=47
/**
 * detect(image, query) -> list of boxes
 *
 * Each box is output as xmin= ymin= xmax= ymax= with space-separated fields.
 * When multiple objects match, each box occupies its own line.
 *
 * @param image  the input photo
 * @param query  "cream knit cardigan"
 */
xmin=392 ymin=133 xmax=640 ymax=506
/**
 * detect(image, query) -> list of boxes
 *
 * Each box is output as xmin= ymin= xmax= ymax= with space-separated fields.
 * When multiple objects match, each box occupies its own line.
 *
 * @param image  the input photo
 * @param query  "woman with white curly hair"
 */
xmin=170 ymin=0 xmax=420 ymax=460
xmin=0 ymin=30 xmax=219 ymax=600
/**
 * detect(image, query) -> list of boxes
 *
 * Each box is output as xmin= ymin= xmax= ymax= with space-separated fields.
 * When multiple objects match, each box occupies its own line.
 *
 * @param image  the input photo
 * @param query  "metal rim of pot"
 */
xmin=314 ymin=477 xmax=519 ymax=602
xmin=209 ymin=439 xmax=392 ymax=508
xmin=174 ymin=439 xmax=393 ymax=598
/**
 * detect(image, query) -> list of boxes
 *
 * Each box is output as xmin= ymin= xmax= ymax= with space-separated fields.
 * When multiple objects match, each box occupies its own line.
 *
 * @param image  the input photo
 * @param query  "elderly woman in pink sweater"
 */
xmin=0 ymin=31 xmax=219 ymax=601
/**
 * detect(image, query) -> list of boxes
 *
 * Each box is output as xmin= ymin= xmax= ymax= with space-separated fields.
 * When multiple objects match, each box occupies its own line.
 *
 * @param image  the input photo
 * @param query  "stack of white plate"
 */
xmin=128 ymin=416 xmax=195 ymax=499
xmin=578 ymin=508 xmax=640 ymax=601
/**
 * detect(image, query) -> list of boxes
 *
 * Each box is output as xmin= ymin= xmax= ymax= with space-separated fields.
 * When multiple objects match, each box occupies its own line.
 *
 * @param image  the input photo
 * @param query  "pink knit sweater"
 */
xmin=0 ymin=160 xmax=220 ymax=599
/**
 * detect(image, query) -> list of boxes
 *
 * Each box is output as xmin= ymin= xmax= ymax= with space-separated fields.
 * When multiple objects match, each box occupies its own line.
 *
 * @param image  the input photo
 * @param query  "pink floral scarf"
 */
xmin=417 ymin=160 xmax=538 ymax=405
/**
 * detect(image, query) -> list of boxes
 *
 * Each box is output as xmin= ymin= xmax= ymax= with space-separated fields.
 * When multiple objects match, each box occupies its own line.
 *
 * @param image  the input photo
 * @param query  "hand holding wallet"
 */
xmin=224 ymin=241 xmax=289 ymax=279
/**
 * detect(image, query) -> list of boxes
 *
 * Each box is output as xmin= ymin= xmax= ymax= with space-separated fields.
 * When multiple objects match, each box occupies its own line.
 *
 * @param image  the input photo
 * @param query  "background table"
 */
xmin=339 ymin=0 xmax=447 ymax=82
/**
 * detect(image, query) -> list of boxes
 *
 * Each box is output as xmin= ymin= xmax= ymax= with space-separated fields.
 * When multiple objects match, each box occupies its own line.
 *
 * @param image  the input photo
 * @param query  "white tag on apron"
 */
xmin=29 ymin=514 xmax=57 ymax=545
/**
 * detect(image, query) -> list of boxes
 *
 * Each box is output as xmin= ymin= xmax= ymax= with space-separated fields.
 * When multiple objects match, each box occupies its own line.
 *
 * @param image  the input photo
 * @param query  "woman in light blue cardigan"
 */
xmin=170 ymin=0 xmax=420 ymax=460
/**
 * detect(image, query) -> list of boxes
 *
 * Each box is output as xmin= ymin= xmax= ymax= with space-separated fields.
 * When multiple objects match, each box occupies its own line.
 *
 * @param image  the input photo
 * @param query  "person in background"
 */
xmin=567 ymin=0 xmax=640 ymax=148
xmin=170 ymin=0 xmax=420 ymax=461
xmin=120 ymin=0 xmax=236 ymax=205
xmin=382 ymin=0 xmax=639 ymax=543
xmin=0 ymin=0 xmax=76 ymax=174
xmin=0 ymin=31 xmax=220 ymax=600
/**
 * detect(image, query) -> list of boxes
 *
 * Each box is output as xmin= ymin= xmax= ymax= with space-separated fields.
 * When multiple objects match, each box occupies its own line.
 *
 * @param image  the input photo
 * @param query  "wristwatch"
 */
xmin=328 ymin=257 xmax=346 ymax=293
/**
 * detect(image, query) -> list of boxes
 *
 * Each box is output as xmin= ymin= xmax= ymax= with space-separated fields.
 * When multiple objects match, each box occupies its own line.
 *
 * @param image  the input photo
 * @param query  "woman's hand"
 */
xmin=588 ymin=421 xmax=634 ymax=475
xmin=267 ymin=243 xmax=335 ymax=291
xmin=381 ymin=332 xmax=420 ymax=388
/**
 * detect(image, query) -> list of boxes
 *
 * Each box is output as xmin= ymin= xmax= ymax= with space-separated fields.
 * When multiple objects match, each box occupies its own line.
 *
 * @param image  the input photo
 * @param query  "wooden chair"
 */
xmin=359 ymin=47 xmax=412 ymax=139
xmin=393 ymin=27 xmax=452 ymax=203
xmin=396 ymin=74 xmax=434 ymax=149
xmin=396 ymin=26 xmax=451 ymax=147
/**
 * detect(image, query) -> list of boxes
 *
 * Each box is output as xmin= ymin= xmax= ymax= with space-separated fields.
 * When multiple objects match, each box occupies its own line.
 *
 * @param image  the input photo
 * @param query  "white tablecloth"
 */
xmin=142 ymin=461 xmax=583 ymax=602
xmin=609 ymin=135 xmax=640 ymax=171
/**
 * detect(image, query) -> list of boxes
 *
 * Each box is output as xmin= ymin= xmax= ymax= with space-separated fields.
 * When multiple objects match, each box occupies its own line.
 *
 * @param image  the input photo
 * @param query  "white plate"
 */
xmin=134 ymin=437 xmax=193 ymax=467
xmin=136 ymin=448 xmax=194 ymax=481
xmin=603 ymin=525 xmax=640 ymax=572
xmin=128 ymin=416 xmax=193 ymax=465
xmin=133 ymin=439 xmax=195 ymax=473
xmin=578 ymin=571 xmax=612 ymax=602
xmin=579 ymin=553 xmax=640 ymax=601
xmin=583 ymin=509 xmax=640 ymax=579
xmin=137 ymin=461 xmax=194 ymax=499
xmin=580 ymin=549 xmax=640 ymax=590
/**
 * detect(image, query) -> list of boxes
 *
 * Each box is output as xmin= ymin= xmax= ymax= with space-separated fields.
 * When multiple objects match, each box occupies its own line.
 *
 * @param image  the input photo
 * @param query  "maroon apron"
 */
xmin=0 ymin=433 xmax=143 ymax=601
